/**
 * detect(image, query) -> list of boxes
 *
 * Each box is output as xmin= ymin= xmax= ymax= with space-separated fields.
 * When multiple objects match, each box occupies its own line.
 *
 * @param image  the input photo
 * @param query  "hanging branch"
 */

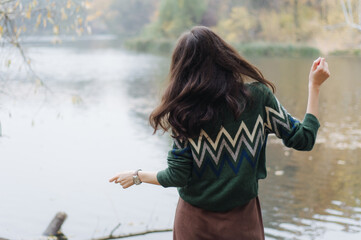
xmin=0 ymin=0 xmax=91 ymax=90
xmin=3 ymin=13 xmax=53 ymax=92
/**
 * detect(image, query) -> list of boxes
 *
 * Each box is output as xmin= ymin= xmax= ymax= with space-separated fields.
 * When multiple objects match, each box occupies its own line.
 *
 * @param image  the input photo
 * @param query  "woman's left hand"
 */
xmin=109 ymin=171 xmax=134 ymax=189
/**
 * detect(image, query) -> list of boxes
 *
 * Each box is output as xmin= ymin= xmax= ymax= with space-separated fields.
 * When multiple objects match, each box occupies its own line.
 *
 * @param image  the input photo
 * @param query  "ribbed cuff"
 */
xmin=156 ymin=170 xmax=170 ymax=188
xmin=303 ymin=113 xmax=321 ymax=130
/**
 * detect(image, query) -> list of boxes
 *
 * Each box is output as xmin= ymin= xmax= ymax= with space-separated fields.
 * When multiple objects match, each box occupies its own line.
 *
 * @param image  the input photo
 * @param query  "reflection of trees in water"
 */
xmin=260 ymin=142 xmax=361 ymax=239
xmin=254 ymin=57 xmax=361 ymax=239
xmin=256 ymin=56 xmax=361 ymax=149
xmin=124 ymin=56 xmax=169 ymax=125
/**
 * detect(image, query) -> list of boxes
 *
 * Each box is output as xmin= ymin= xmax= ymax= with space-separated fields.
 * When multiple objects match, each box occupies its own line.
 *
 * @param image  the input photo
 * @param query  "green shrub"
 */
xmin=329 ymin=49 xmax=361 ymax=56
xmin=234 ymin=42 xmax=320 ymax=57
xmin=124 ymin=38 xmax=175 ymax=54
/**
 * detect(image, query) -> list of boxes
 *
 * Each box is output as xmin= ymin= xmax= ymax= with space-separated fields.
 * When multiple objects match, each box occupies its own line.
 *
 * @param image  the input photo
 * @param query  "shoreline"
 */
xmin=124 ymin=37 xmax=361 ymax=58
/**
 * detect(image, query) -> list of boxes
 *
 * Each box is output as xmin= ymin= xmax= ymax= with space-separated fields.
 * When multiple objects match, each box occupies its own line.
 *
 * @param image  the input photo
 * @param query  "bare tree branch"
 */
xmin=340 ymin=0 xmax=361 ymax=31
xmin=341 ymin=0 xmax=351 ymax=24
xmin=92 ymin=228 xmax=173 ymax=240
xmin=109 ymin=223 xmax=121 ymax=238
xmin=347 ymin=0 xmax=354 ymax=21
xmin=359 ymin=0 xmax=361 ymax=24
xmin=3 ymin=13 xmax=53 ymax=93
xmin=324 ymin=22 xmax=348 ymax=30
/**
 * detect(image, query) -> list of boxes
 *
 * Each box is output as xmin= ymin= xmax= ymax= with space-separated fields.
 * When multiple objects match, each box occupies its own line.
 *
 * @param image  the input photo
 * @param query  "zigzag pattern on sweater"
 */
xmin=193 ymin=145 xmax=263 ymax=177
xmin=185 ymin=102 xmax=296 ymax=168
xmin=264 ymin=97 xmax=293 ymax=137
xmin=190 ymin=124 xmax=265 ymax=168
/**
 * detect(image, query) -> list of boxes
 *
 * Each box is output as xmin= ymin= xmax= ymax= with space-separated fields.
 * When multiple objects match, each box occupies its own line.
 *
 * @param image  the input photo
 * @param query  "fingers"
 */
xmin=121 ymin=182 xmax=134 ymax=189
xmin=109 ymin=175 xmax=119 ymax=182
xmin=116 ymin=178 xmax=126 ymax=184
xmin=318 ymin=58 xmax=325 ymax=68
xmin=109 ymin=172 xmax=134 ymax=189
xmin=317 ymin=58 xmax=330 ymax=75
xmin=116 ymin=179 xmax=133 ymax=189
xmin=312 ymin=57 xmax=321 ymax=70
xmin=313 ymin=57 xmax=330 ymax=74
xmin=324 ymin=62 xmax=330 ymax=74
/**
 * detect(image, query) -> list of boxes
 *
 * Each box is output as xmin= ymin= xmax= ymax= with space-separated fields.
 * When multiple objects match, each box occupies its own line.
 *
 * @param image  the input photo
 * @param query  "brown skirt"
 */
xmin=173 ymin=197 xmax=265 ymax=240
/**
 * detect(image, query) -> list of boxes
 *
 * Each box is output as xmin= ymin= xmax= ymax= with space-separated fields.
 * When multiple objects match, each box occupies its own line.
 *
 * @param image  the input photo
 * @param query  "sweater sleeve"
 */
xmin=262 ymin=85 xmax=320 ymax=151
xmin=157 ymin=139 xmax=193 ymax=188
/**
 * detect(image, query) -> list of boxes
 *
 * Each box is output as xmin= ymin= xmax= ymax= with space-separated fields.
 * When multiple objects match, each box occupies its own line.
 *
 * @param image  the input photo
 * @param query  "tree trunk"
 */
xmin=294 ymin=0 xmax=300 ymax=28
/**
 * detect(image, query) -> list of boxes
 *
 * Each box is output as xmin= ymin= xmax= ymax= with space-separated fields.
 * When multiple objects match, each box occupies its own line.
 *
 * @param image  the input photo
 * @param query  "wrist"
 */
xmin=308 ymin=83 xmax=320 ymax=92
xmin=133 ymin=169 xmax=142 ymax=185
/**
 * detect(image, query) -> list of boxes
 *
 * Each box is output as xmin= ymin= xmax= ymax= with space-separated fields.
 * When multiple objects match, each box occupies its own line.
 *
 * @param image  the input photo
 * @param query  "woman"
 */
xmin=109 ymin=26 xmax=330 ymax=240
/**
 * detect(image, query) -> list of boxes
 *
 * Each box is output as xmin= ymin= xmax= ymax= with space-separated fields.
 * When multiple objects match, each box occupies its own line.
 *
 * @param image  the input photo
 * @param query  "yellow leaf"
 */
xmin=16 ymin=27 xmax=22 ymax=37
xmin=43 ymin=18 xmax=47 ymax=28
xmin=35 ymin=78 xmax=42 ymax=86
xmin=77 ymin=17 xmax=83 ymax=25
xmin=25 ymin=7 xmax=31 ymax=19
xmin=53 ymin=25 xmax=59 ymax=35
xmin=84 ymin=0 xmax=91 ymax=9
xmin=32 ymin=0 xmax=38 ymax=7
xmin=6 ymin=60 xmax=11 ymax=67
xmin=0 ymin=26 xmax=3 ymax=35
xmin=36 ymin=13 xmax=42 ymax=28
xmin=67 ymin=0 xmax=72 ymax=9
xmin=48 ymin=17 xmax=54 ymax=25
xmin=71 ymin=95 xmax=83 ymax=105
xmin=14 ymin=1 xmax=20 ymax=9
xmin=61 ymin=8 xmax=67 ymax=20
xmin=47 ymin=10 xmax=51 ymax=19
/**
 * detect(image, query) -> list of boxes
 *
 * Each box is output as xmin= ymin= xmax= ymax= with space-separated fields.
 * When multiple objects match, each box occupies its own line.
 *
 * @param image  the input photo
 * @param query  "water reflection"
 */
xmin=0 ymin=39 xmax=360 ymax=239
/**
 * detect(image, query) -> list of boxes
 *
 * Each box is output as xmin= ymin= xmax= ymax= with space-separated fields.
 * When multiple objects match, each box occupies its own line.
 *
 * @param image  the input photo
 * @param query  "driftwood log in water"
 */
xmin=43 ymin=212 xmax=67 ymax=237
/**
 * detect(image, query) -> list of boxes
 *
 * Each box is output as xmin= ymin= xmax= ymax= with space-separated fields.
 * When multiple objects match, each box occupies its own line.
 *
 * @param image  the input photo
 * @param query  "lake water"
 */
xmin=0 ymin=38 xmax=360 ymax=240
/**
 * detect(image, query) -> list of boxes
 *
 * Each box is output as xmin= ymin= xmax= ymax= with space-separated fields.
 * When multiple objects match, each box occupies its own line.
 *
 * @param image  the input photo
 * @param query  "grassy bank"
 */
xmin=233 ymin=42 xmax=320 ymax=58
xmin=124 ymin=38 xmax=175 ymax=54
xmin=329 ymin=49 xmax=361 ymax=57
xmin=124 ymin=38 xmax=321 ymax=57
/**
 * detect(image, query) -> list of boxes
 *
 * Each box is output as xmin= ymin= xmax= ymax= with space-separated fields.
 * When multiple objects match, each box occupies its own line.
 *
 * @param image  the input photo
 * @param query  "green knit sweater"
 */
xmin=157 ymin=82 xmax=320 ymax=212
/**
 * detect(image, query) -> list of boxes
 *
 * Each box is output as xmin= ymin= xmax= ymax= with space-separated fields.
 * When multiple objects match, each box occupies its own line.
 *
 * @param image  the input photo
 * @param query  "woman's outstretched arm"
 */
xmin=109 ymin=140 xmax=193 ymax=189
xmin=306 ymin=57 xmax=330 ymax=118
xmin=109 ymin=171 xmax=160 ymax=189
xmin=262 ymin=57 xmax=330 ymax=151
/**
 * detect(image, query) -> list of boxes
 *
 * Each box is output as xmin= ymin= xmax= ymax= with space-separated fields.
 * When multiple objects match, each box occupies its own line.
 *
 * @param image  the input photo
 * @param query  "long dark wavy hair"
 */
xmin=149 ymin=26 xmax=275 ymax=140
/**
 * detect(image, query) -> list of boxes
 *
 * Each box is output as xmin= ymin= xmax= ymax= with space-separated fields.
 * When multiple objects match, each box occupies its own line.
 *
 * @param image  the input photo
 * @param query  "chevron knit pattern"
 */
xmin=185 ymin=101 xmax=298 ymax=174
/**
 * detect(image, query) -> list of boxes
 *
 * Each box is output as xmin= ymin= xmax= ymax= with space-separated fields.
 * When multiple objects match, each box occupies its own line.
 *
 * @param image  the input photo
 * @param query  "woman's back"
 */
xmin=157 ymin=82 xmax=320 ymax=212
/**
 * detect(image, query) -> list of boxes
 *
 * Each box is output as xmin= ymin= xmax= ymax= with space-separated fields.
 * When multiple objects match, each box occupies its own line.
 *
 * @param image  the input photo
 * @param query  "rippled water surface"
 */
xmin=0 ymin=39 xmax=360 ymax=239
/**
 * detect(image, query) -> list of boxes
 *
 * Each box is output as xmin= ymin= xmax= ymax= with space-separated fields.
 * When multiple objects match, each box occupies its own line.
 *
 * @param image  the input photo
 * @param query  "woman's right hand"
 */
xmin=109 ymin=171 xmax=135 ymax=189
xmin=309 ymin=57 xmax=330 ymax=90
